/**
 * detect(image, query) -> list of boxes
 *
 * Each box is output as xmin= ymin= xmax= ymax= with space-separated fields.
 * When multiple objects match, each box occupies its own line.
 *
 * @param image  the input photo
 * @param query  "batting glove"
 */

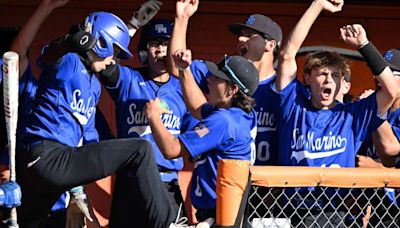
xmin=128 ymin=0 xmax=163 ymax=31
xmin=66 ymin=186 xmax=93 ymax=228
xmin=0 ymin=181 xmax=21 ymax=208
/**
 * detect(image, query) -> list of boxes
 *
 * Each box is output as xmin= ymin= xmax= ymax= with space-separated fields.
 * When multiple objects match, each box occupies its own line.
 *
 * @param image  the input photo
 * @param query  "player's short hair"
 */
xmin=303 ymin=51 xmax=351 ymax=81
xmin=231 ymin=89 xmax=256 ymax=113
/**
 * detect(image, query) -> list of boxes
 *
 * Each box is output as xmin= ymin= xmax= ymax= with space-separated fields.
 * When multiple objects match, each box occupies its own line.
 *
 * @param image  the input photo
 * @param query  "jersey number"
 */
xmin=256 ymin=141 xmax=270 ymax=162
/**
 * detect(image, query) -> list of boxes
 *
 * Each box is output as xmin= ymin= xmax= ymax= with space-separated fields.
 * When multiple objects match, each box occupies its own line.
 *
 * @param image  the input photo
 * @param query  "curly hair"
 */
xmin=303 ymin=50 xmax=351 ymax=81
xmin=231 ymin=89 xmax=256 ymax=113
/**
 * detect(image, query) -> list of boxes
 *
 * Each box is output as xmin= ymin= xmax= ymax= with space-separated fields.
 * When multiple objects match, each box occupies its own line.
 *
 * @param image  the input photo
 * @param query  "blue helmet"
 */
xmin=84 ymin=12 xmax=132 ymax=59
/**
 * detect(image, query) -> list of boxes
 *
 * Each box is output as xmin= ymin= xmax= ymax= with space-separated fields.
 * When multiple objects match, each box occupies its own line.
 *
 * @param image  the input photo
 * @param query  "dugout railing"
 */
xmin=215 ymin=160 xmax=400 ymax=228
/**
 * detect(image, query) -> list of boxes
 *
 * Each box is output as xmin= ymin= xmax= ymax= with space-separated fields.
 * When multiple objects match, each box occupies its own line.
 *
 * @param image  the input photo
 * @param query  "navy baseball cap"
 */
xmin=139 ymin=19 xmax=173 ymax=49
xmin=205 ymin=55 xmax=259 ymax=96
xmin=383 ymin=48 xmax=400 ymax=72
xmin=228 ymin=14 xmax=282 ymax=47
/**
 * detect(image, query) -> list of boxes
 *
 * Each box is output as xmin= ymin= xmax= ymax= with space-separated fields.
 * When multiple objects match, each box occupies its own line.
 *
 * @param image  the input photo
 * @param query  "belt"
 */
xmin=160 ymin=171 xmax=178 ymax=182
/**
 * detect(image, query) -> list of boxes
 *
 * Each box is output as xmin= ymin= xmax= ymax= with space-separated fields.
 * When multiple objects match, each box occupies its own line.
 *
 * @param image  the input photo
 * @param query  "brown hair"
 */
xmin=231 ymin=89 xmax=256 ymax=113
xmin=303 ymin=51 xmax=351 ymax=81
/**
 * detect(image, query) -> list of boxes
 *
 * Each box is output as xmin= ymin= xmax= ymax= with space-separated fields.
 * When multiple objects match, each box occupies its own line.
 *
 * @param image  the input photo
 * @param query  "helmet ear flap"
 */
xmin=139 ymin=50 xmax=148 ymax=65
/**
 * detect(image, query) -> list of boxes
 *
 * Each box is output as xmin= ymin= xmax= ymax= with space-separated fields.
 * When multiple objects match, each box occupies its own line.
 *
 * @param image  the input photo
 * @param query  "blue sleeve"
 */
xmin=180 ymin=112 xmax=199 ymax=133
xmin=41 ymin=53 xmax=77 ymax=83
xmin=83 ymin=110 xmax=99 ymax=144
xmin=200 ymin=103 xmax=217 ymax=119
xmin=19 ymin=64 xmax=37 ymax=96
xmin=83 ymin=127 xmax=99 ymax=144
xmin=178 ymin=109 xmax=235 ymax=158
xmin=105 ymin=65 xmax=139 ymax=103
xmin=349 ymin=93 xmax=385 ymax=142
xmin=190 ymin=60 xmax=210 ymax=93
xmin=95 ymin=108 xmax=115 ymax=140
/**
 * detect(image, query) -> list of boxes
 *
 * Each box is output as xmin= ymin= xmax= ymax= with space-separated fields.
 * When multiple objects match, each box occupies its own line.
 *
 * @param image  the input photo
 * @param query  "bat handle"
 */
xmin=4 ymin=209 xmax=18 ymax=228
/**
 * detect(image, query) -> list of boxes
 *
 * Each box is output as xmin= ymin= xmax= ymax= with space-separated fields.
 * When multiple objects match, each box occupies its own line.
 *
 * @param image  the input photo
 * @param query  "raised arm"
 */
xmin=172 ymin=49 xmax=207 ymax=120
xmin=167 ymin=0 xmax=198 ymax=77
xmin=9 ymin=0 xmax=69 ymax=78
xmin=276 ymin=0 xmax=343 ymax=91
xmin=341 ymin=24 xmax=400 ymax=116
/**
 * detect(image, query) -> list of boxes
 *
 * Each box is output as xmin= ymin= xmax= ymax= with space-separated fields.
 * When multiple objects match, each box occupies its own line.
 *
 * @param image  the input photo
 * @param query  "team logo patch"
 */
xmin=194 ymin=123 xmax=209 ymax=138
xmin=155 ymin=24 xmax=167 ymax=34
xmin=384 ymin=51 xmax=394 ymax=61
xmin=246 ymin=15 xmax=256 ymax=25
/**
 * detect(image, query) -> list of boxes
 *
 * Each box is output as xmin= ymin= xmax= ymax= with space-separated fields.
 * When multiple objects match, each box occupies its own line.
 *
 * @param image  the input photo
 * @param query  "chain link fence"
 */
xmin=245 ymin=186 xmax=399 ymax=227
xmin=242 ymin=166 xmax=400 ymax=228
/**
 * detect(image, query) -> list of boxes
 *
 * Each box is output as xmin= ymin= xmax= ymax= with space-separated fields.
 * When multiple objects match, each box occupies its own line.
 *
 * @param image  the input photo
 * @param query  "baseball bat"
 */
xmin=2 ymin=51 xmax=19 ymax=228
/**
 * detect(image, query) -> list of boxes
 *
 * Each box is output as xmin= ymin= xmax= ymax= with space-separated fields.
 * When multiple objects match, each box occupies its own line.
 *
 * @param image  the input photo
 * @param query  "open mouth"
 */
xmin=239 ymin=45 xmax=248 ymax=56
xmin=156 ymin=56 xmax=167 ymax=64
xmin=321 ymin=88 xmax=332 ymax=100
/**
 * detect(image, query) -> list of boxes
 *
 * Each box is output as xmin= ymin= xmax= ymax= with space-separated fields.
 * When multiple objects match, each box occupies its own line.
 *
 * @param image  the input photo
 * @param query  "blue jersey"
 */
xmin=186 ymin=60 xmax=256 ymax=209
xmin=190 ymin=60 xmax=280 ymax=165
xmin=277 ymin=79 xmax=385 ymax=168
xmin=105 ymin=65 xmax=191 ymax=173
xmin=26 ymin=53 xmax=100 ymax=147
xmin=252 ymin=76 xmax=281 ymax=165
xmin=179 ymin=104 xmax=256 ymax=210
xmin=359 ymin=108 xmax=400 ymax=167
xmin=0 ymin=61 xmax=68 ymax=212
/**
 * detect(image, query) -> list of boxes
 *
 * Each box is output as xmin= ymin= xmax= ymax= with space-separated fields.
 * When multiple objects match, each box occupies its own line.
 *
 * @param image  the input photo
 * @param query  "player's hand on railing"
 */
xmin=356 ymin=155 xmax=383 ymax=168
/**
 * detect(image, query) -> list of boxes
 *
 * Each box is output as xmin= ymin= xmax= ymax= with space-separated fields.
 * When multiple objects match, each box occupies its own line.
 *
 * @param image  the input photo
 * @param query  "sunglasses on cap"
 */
xmin=217 ymin=55 xmax=249 ymax=94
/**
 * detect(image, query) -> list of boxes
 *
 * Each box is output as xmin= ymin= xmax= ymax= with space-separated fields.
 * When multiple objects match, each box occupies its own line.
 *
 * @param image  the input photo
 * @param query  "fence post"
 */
xmin=216 ymin=159 xmax=250 ymax=227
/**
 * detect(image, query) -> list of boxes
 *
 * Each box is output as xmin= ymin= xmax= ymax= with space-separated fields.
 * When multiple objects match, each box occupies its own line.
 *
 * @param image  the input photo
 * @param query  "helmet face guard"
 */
xmin=138 ymin=19 xmax=173 ymax=64
xmin=84 ymin=12 xmax=133 ymax=59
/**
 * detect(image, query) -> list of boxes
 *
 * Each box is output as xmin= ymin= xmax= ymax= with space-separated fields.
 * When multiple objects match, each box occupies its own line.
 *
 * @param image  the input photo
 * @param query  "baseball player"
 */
xmin=167 ymin=0 xmax=282 ymax=166
xmin=356 ymin=48 xmax=400 ymax=227
xmin=2 ymin=0 xmax=100 ymax=227
xmin=101 ymin=19 xmax=192 ymax=227
xmin=16 ymin=11 xmax=181 ymax=228
xmin=146 ymin=49 xmax=258 ymax=225
xmin=357 ymin=48 xmax=400 ymax=169
xmin=274 ymin=0 xmax=399 ymax=225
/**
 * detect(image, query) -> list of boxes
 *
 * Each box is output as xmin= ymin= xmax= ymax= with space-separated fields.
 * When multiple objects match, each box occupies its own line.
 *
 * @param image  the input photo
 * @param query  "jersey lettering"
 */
xmin=256 ymin=108 xmax=276 ymax=132
xmin=127 ymin=102 xmax=181 ymax=136
xmin=70 ymin=89 xmax=96 ymax=125
xmin=290 ymin=128 xmax=347 ymax=163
